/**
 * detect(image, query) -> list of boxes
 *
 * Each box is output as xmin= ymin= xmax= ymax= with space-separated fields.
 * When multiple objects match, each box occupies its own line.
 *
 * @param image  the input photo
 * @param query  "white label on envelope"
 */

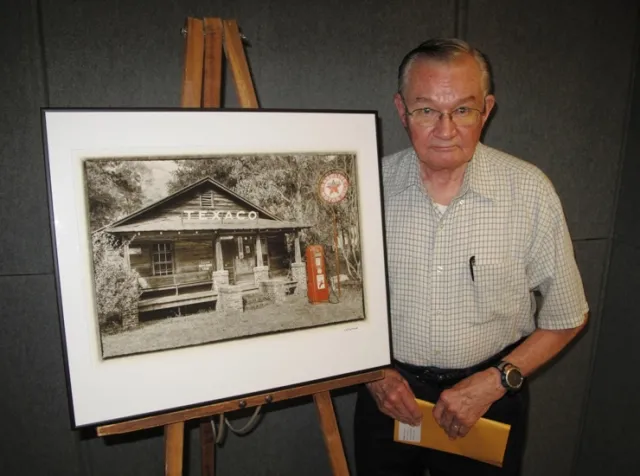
xmin=398 ymin=421 xmax=421 ymax=443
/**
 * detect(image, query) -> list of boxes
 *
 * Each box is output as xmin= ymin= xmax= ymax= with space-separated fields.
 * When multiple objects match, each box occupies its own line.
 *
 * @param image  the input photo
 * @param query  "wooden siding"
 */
xmin=174 ymin=240 xmax=215 ymax=274
xmin=128 ymin=233 xmax=289 ymax=281
xmin=129 ymin=243 xmax=152 ymax=277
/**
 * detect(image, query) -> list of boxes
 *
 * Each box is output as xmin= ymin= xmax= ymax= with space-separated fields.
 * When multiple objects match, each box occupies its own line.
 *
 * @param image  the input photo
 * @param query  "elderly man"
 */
xmin=354 ymin=39 xmax=588 ymax=476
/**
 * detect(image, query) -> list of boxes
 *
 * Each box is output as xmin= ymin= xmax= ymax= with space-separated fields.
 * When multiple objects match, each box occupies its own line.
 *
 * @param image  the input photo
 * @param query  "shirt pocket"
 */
xmin=472 ymin=259 xmax=523 ymax=323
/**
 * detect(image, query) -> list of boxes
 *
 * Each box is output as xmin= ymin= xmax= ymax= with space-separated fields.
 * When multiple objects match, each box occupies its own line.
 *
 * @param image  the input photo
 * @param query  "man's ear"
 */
xmin=394 ymin=93 xmax=408 ymax=129
xmin=481 ymin=94 xmax=496 ymax=125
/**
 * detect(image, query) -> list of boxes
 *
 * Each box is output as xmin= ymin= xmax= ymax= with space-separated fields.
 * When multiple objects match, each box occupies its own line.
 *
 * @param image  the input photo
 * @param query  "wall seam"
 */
xmin=35 ymin=0 xmax=50 ymax=107
xmin=454 ymin=0 xmax=468 ymax=39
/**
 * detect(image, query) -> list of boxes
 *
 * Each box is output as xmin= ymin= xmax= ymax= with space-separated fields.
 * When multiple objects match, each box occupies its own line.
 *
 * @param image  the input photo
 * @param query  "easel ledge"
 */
xmin=97 ymin=370 xmax=384 ymax=436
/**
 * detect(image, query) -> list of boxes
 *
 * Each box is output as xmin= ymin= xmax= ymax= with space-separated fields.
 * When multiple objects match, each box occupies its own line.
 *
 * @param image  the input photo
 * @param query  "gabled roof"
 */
xmin=104 ymin=176 xmax=311 ymax=234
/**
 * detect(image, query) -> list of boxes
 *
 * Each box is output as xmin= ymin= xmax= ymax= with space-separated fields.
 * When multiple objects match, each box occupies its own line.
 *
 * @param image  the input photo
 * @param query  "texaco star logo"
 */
xmin=318 ymin=171 xmax=349 ymax=204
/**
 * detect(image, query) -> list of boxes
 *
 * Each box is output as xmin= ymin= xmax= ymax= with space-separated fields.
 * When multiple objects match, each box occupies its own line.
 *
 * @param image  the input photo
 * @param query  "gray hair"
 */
xmin=397 ymin=38 xmax=493 ymax=98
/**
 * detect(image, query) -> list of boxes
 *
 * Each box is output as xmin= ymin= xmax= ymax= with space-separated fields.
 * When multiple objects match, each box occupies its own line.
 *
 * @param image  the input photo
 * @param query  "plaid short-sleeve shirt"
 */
xmin=382 ymin=143 xmax=588 ymax=369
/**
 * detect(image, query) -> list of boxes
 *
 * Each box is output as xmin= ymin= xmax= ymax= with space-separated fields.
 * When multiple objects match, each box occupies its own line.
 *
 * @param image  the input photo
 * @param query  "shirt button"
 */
xmin=459 ymin=199 xmax=465 ymax=205
xmin=436 ymin=266 xmax=443 ymax=273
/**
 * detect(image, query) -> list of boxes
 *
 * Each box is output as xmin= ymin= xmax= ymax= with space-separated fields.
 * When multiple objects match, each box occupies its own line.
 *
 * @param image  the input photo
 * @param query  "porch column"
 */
xmin=290 ymin=230 xmax=307 ymax=296
xmin=212 ymin=235 xmax=229 ymax=291
xmin=253 ymin=233 xmax=269 ymax=284
xmin=215 ymin=235 xmax=223 ymax=271
xmin=255 ymin=233 xmax=264 ymax=267
xmin=124 ymin=239 xmax=131 ymax=268
xmin=294 ymin=230 xmax=302 ymax=263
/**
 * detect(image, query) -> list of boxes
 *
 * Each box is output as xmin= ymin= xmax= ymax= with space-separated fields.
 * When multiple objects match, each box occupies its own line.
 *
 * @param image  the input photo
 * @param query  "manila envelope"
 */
xmin=393 ymin=399 xmax=511 ymax=467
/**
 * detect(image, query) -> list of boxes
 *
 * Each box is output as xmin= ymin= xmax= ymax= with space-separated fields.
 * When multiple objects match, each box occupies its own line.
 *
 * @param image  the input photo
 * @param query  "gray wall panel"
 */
xmin=467 ymin=0 xmax=638 ymax=240
xmin=575 ymin=18 xmax=640 ymax=474
xmin=0 ymin=275 xmax=84 ymax=475
xmin=575 ymin=240 xmax=640 ymax=475
xmin=0 ymin=0 xmax=53 ymax=275
xmin=39 ymin=0 xmax=455 ymax=156
xmin=611 ymin=22 xmax=640 ymax=247
xmin=522 ymin=239 xmax=607 ymax=476
xmin=81 ymin=428 xmax=166 ymax=476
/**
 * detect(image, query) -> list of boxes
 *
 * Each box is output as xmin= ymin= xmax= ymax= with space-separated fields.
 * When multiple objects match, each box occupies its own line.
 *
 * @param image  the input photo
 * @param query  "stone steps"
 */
xmin=243 ymin=292 xmax=271 ymax=311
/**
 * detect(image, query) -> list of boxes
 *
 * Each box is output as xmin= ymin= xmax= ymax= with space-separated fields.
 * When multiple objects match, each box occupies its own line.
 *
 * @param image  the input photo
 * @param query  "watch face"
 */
xmin=505 ymin=368 xmax=523 ymax=388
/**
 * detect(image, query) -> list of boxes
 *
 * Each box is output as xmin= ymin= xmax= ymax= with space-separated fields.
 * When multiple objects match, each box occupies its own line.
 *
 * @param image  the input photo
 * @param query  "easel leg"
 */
xmin=314 ymin=391 xmax=350 ymax=476
xmin=165 ymin=421 xmax=185 ymax=476
xmin=200 ymin=420 xmax=215 ymax=476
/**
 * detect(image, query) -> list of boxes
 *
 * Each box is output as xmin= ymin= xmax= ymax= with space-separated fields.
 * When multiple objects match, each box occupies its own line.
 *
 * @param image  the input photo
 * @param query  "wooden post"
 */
xmin=256 ymin=234 xmax=264 ymax=267
xmin=294 ymin=231 xmax=302 ymax=263
xmin=332 ymin=210 xmax=341 ymax=297
xmin=314 ymin=391 xmax=349 ymax=476
xmin=200 ymin=421 xmax=215 ymax=476
xmin=215 ymin=236 xmax=223 ymax=271
xmin=203 ymin=18 xmax=223 ymax=108
xmin=181 ymin=18 xmax=205 ymax=108
xmin=222 ymin=20 xmax=258 ymax=108
xmin=165 ymin=421 xmax=185 ymax=476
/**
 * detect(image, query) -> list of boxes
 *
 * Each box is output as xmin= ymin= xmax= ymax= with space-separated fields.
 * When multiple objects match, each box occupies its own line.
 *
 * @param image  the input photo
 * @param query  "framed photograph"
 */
xmin=42 ymin=109 xmax=390 ymax=427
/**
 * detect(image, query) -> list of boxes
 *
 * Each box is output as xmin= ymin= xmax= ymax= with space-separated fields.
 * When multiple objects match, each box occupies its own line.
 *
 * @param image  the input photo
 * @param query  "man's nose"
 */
xmin=433 ymin=113 xmax=457 ymax=138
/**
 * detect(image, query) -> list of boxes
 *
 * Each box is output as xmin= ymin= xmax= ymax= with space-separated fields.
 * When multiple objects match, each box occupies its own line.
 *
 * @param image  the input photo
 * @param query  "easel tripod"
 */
xmin=95 ymin=17 xmax=384 ymax=476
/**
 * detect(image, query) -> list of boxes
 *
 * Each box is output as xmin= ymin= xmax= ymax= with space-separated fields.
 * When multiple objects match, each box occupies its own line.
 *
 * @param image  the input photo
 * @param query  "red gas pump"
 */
xmin=305 ymin=245 xmax=330 ymax=303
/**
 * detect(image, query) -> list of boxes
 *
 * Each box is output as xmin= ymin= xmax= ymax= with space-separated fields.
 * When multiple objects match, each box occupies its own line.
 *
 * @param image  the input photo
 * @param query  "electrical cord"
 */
xmin=209 ymin=405 xmax=264 ymax=444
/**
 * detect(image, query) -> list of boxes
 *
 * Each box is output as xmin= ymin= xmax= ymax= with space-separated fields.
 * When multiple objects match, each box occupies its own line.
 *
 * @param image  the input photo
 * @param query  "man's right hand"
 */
xmin=366 ymin=369 xmax=422 ymax=426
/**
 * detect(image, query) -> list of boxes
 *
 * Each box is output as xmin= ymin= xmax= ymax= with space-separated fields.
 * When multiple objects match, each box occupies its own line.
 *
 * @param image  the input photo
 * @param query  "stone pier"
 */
xmin=290 ymin=262 xmax=307 ymax=296
xmin=212 ymin=270 xmax=229 ymax=291
xmin=260 ymin=279 xmax=286 ymax=304
xmin=253 ymin=265 xmax=270 ymax=284
xmin=217 ymin=284 xmax=243 ymax=313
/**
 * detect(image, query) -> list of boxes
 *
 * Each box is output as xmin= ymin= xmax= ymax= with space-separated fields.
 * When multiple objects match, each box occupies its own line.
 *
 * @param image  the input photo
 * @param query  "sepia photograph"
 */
xmin=87 ymin=154 xmax=365 ymax=358
xmin=43 ymin=109 xmax=390 ymax=426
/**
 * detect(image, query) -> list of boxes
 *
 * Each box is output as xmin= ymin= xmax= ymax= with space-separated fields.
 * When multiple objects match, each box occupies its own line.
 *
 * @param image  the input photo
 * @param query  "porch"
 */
xmin=138 ymin=272 xmax=299 ymax=313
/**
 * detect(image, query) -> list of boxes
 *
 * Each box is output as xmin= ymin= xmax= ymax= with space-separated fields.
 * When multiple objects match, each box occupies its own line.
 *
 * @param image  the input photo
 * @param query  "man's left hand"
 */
xmin=432 ymin=368 xmax=506 ymax=439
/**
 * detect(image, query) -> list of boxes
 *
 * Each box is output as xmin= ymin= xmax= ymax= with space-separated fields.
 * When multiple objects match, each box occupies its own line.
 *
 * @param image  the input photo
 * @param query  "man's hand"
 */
xmin=366 ymin=369 xmax=422 ymax=426
xmin=432 ymin=368 xmax=505 ymax=440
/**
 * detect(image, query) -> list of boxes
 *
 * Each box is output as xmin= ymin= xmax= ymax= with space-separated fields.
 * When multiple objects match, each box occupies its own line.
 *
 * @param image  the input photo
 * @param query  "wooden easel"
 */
xmin=95 ymin=17 xmax=385 ymax=476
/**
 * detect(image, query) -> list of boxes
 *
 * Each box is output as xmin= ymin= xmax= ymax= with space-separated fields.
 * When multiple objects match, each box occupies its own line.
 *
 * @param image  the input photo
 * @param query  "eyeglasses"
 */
xmin=402 ymin=98 xmax=485 ymax=127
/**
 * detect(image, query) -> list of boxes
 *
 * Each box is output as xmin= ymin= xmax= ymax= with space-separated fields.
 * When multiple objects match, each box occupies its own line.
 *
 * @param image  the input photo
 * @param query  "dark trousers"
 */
xmin=354 ymin=365 xmax=529 ymax=476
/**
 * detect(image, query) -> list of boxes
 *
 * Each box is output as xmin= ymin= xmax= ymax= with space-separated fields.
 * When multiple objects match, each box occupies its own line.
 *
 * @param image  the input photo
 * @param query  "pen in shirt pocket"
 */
xmin=469 ymin=255 xmax=476 ymax=282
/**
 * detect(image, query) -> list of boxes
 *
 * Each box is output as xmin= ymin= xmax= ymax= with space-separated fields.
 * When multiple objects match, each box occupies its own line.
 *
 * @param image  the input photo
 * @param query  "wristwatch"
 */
xmin=493 ymin=361 xmax=524 ymax=392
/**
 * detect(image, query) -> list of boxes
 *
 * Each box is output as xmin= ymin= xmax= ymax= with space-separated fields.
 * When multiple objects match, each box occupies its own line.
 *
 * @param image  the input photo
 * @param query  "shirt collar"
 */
xmin=458 ymin=143 xmax=500 ymax=202
xmin=385 ymin=143 xmax=499 ymax=202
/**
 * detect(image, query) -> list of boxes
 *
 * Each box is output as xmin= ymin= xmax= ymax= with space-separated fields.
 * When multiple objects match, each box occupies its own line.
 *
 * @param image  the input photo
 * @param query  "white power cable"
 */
xmin=209 ymin=405 xmax=263 ymax=444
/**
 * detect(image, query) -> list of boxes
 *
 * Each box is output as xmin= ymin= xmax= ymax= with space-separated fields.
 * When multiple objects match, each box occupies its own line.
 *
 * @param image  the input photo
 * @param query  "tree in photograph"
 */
xmin=331 ymin=155 xmax=361 ymax=282
xmin=92 ymin=232 xmax=140 ymax=333
xmin=84 ymin=160 xmax=147 ymax=231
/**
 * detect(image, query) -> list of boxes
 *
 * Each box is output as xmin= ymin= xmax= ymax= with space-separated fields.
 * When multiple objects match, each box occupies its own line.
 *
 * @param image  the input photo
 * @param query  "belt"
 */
xmin=393 ymin=339 xmax=523 ymax=387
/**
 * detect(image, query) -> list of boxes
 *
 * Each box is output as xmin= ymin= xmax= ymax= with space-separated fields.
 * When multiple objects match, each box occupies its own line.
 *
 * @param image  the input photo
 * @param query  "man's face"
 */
xmin=394 ymin=54 xmax=495 ymax=172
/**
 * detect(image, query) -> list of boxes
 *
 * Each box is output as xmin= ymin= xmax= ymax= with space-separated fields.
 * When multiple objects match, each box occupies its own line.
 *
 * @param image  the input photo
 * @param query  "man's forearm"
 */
xmin=503 ymin=313 xmax=589 ymax=377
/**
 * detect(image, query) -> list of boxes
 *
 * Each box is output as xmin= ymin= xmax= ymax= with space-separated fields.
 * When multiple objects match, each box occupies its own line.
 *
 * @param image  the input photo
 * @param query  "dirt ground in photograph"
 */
xmin=101 ymin=288 xmax=365 ymax=358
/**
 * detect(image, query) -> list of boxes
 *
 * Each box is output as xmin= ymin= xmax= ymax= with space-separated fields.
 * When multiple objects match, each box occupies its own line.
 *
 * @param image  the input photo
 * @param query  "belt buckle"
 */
xmin=418 ymin=368 xmax=446 ymax=384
